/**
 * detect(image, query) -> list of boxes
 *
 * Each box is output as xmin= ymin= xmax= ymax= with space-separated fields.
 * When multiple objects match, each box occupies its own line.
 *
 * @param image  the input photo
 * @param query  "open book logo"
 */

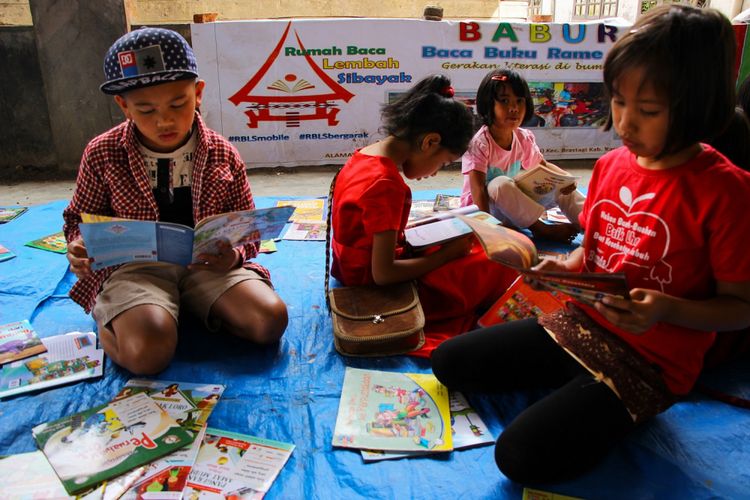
xmin=106 ymin=224 xmax=129 ymax=235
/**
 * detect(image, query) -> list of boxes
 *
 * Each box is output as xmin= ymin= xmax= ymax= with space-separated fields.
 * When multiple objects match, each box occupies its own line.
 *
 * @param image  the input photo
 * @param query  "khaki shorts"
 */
xmin=93 ymin=262 xmax=270 ymax=332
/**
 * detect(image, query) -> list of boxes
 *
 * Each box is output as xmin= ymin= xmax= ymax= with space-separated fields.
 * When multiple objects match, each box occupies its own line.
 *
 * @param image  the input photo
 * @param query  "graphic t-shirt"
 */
xmin=137 ymin=128 xmax=197 ymax=227
xmin=460 ymin=126 xmax=543 ymax=207
xmin=577 ymin=145 xmax=750 ymax=394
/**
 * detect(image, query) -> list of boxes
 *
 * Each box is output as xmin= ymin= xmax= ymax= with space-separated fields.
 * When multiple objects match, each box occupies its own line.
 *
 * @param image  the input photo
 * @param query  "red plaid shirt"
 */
xmin=63 ymin=112 xmax=270 ymax=313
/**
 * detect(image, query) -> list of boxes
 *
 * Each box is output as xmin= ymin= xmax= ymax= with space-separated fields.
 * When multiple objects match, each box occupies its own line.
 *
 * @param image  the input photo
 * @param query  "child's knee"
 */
xmin=108 ymin=312 xmax=177 ymax=375
xmin=237 ymin=295 xmax=288 ymax=344
xmin=486 ymin=176 xmax=516 ymax=202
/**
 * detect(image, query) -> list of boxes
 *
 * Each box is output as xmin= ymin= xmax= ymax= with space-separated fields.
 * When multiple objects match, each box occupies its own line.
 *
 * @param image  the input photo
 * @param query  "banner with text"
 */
xmin=192 ymin=18 xmax=631 ymax=168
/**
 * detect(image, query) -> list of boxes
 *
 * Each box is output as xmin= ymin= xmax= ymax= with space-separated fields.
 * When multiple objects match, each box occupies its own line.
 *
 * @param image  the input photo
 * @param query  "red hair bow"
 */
xmin=441 ymin=85 xmax=455 ymax=98
xmin=491 ymin=74 xmax=509 ymax=82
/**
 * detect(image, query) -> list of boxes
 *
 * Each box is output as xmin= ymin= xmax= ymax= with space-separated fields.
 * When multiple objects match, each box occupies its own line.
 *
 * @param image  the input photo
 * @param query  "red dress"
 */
xmin=331 ymin=150 xmax=518 ymax=357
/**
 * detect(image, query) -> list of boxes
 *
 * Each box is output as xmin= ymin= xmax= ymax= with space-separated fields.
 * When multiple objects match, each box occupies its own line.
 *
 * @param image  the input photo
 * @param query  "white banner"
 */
xmin=192 ymin=18 xmax=630 ymax=168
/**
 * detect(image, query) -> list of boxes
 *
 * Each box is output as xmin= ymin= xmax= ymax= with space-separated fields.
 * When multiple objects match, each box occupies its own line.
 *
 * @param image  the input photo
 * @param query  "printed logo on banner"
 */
xmin=228 ymin=21 xmax=355 ymax=128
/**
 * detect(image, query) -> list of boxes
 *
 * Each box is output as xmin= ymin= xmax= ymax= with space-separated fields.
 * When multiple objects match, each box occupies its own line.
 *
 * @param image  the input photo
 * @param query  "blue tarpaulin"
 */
xmin=1 ymin=194 xmax=748 ymax=499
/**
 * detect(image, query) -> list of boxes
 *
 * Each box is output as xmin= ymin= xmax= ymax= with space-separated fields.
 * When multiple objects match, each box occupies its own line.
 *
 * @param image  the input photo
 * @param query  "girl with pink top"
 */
xmin=461 ymin=69 xmax=585 ymax=242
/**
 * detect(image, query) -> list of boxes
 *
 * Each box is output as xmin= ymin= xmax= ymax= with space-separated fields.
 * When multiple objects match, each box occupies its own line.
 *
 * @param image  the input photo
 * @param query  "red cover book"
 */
xmin=478 ymin=276 xmax=569 ymax=327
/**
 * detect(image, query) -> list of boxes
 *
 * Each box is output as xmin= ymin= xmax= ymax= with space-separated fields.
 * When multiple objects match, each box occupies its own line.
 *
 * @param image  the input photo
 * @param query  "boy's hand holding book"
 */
xmin=188 ymin=240 xmax=243 ymax=273
xmin=66 ymin=238 xmax=93 ymax=279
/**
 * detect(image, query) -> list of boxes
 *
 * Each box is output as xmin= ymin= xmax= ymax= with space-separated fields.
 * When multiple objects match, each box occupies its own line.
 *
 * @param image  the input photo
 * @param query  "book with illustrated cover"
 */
xmin=32 ymin=391 xmax=194 ymax=495
xmin=522 ymin=487 xmax=585 ymax=500
xmin=360 ymin=391 xmax=493 ymax=461
xmin=0 ymin=320 xmax=46 ymax=364
xmin=478 ymin=276 xmax=570 ymax=327
xmin=183 ymin=428 xmax=295 ymax=499
xmin=274 ymin=198 xmax=327 ymax=222
xmin=25 ymin=231 xmax=67 ymax=254
xmin=258 ymin=239 xmax=278 ymax=253
xmin=408 ymin=199 xmax=436 ymax=222
xmin=281 ymin=220 xmax=326 ymax=241
xmin=0 ymin=243 xmax=15 ymax=262
xmin=456 ymin=214 xmax=629 ymax=306
xmin=332 ymin=367 xmax=452 ymax=453
xmin=79 ymin=206 xmax=294 ymax=271
xmin=513 ymin=163 xmax=579 ymax=207
xmin=433 ymin=193 xmax=461 ymax=212
xmin=0 ymin=206 xmax=28 ymax=223
xmin=0 ymin=331 xmax=103 ymax=399
xmin=404 ymin=205 xmax=500 ymax=250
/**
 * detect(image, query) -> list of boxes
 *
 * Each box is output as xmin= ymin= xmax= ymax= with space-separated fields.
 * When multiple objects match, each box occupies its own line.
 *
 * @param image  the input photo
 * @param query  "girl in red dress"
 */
xmin=330 ymin=75 xmax=518 ymax=357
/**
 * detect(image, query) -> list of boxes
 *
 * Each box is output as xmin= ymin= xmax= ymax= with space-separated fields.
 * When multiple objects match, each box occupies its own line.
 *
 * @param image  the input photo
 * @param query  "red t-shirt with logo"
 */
xmin=577 ymin=145 xmax=750 ymax=394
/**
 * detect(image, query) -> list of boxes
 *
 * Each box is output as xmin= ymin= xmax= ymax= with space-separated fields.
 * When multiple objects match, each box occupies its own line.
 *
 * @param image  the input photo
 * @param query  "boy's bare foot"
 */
xmin=529 ymin=220 xmax=579 ymax=243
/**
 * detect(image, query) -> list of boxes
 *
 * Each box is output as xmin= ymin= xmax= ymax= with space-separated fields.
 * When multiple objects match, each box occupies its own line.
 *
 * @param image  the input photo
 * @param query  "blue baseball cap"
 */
xmin=101 ymin=27 xmax=199 ymax=95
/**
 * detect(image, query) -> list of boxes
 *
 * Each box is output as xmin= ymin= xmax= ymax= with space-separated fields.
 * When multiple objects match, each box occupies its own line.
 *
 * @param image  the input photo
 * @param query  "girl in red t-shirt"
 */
xmin=330 ymin=75 xmax=518 ymax=357
xmin=433 ymin=5 xmax=750 ymax=484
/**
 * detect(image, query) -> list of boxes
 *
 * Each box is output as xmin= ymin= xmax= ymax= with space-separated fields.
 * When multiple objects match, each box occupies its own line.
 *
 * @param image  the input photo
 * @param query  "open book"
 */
xmin=80 ymin=206 xmax=294 ymax=270
xmin=514 ymin=163 xmax=579 ymax=206
xmin=405 ymin=205 xmax=500 ymax=250
xmin=456 ymin=214 xmax=629 ymax=306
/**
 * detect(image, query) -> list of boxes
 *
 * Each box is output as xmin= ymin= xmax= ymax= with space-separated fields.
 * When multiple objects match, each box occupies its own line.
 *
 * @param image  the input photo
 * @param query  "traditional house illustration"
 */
xmin=228 ymin=21 xmax=355 ymax=128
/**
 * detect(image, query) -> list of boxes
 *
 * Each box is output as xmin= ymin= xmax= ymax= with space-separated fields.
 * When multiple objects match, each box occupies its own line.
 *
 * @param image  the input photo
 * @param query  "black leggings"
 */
xmin=431 ymin=319 xmax=636 ymax=484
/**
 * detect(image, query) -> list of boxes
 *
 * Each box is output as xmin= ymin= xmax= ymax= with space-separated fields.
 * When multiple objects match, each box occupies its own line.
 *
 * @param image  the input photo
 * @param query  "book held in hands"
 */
xmin=513 ymin=163 xmax=579 ymax=207
xmin=404 ymin=204 xmax=500 ymax=250
xmin=456 ymin=214 xmax=629 ymax=306
xmin=79 ymin=206 xmax=294 ymax=270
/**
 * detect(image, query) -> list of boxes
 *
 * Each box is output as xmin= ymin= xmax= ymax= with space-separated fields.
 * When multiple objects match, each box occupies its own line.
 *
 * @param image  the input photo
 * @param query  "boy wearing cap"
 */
xmin=63 ymin=28 xmax=288 ymax=375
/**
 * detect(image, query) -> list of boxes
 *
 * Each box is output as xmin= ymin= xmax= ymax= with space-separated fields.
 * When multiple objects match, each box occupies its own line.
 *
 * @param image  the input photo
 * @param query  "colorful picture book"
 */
xmin=274 ymin=198 xmax=327 ymax=221
xmin=118 ymin=379 xmax=225 ymax=435
xmin=360 ymin=391 xmax=494 ymax=461
xmin=25 ymin=231 xmax=67 ymax=254
xmin=456 ymin=214 xmax=630 ymax=306
xmin=79 ymin=206 xmax=294 ymax=270
xmin=183 ymin=428 xmax=295 ymax=499
xmin=259 ymin=239 xmax=278 ymax=253
xmin=281 ymin=220 xmax=326 ymax=241
xmin=0 ymin=243 xmax=15 ymax=262
xmin=0 ymin=320 xmax=45 ymax=364
xmin=0 ymin=206 xmax=28 ymax=223
xmin=32 ymin=391 xmax=194 ymax=495
xmin=433 ymin=193 xmax=461 ymax=212
xmin=478 ymin=276 xmax=569 ymax=327
xmin=514 ymin=163 xmax=579 ymax=207
xmin=0 ymin=331 xmax=103 ymax=399
xmin=332 ymin=367 xmax=452 ymax=453
xmin=404 ymin=205 xmax=500 ymax=250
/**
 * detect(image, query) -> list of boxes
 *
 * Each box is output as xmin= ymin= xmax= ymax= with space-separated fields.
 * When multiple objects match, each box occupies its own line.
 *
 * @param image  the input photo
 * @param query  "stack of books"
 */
xmin=2 ymin=379 xmax=295 ymax=499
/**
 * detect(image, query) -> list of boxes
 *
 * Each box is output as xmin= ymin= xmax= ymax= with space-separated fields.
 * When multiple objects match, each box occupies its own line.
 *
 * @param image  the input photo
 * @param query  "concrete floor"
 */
xmin=0 ymin=161 xmax=594 ymax=206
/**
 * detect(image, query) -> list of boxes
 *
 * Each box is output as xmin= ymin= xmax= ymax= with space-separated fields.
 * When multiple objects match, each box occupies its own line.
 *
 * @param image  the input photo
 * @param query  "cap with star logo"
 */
xmin=101 ymin=27 xmax=199 ymax=95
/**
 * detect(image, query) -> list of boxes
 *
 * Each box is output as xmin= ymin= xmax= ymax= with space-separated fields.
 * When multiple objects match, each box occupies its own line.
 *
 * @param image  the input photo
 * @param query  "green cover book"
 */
xmin=32 ymin=391 xmax=194 ymax=495
xmin=25 ymin=231 xmax=67 ymax=254
xmin=0 ymin=206 xmax=28 ymax=223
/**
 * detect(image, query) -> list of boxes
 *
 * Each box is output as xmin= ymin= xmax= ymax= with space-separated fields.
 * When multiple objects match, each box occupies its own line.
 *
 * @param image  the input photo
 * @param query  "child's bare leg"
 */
xmin=210 ymin=280 xmax=288 ymax=344
xmin=98 ymin=304 xmax=178 ymax=375
xmin=529 ymin=220 xmax=579 ymax=243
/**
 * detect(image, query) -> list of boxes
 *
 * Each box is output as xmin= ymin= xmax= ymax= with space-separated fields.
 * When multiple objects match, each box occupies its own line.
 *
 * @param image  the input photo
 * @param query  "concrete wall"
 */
xmin=0 ymin=26 xmax=55 ymax=170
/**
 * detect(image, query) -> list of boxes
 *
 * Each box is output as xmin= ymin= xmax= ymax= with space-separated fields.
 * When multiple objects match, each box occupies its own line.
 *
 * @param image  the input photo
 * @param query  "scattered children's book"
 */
xmin=183 ymin=428 xmax=295 ymax=499
xmin=274 ymin=198 xmax=327 ymax=222
xmin=0 ymin=450 xmax=71 ymax=498
xmin=408 ymin=199 xmax=436 ymax=222
xmin=360 ymin=391 xmax=493 ymax=461
xmin=259 ymin=239 xmax=278 ymax=253
xmin=332 ymin=367 xmax=452 ymax=453
xmin=117 ymin=379 xmax=225 ymax=435
xmin=281 ymin=220 xmax=326 ymax=241
xmin=478 ymin=276 xmax=570 ymax=327
xmin=405 ymin=205 xmax=500 ymax=250
xmin=433 ymin=193 xmax=461 ymax=211
xmin=0 ymin=331 xmax=103 ymax=399
xmin=32 ymin=391 xmax=195 ymax=495
xmin=79 ymin=206 xmax=294 ymax=270
xmin=456 ymin=214 xmax=630 ymax=306
xmin=514 ymin=163 xmax=580 ymax=207
xmin=0 ymin=319 xmax=46 ymax=364
xmin=25 ymin=231 xmax=67 ymax=254
xmin=0 ymin=205 xmax=28 ymax=223
xmin=0 ymin=243 xmax=16 ymax=262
